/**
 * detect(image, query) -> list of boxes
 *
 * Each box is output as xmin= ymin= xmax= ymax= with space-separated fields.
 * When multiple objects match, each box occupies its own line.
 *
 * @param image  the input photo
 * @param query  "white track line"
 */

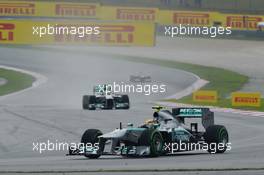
xmin=165 ymin=77 xmax=209 ymax=100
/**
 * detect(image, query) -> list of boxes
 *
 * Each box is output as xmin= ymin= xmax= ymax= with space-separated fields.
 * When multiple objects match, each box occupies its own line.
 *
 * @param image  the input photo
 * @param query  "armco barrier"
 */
xmin=0 ymin=20 xmax=155 ymax=46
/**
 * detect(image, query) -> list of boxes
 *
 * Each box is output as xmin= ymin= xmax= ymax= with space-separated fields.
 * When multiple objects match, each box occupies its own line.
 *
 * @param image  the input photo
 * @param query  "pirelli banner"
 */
xmin=0 ymin=1 xmax=100 ymax=19
xmin=219 ymin=14 xmax=264 ymax=31
xmin=0 ymin=20 xmax=155 ymax=46
xmin=231 ymin=92 xmax=261 ymax=107
xmin=158 ymin=10 xmax=219 ymax=27
xmin=193 ymin=90 xmax=218 ymax=103
xmin=100 ymin=6 xmax=159 ymax=22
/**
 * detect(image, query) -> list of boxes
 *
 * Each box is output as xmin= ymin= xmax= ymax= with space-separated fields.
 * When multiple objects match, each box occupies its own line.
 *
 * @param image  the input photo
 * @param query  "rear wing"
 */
xmin=172 ymin=108 xmax=214 ymax=129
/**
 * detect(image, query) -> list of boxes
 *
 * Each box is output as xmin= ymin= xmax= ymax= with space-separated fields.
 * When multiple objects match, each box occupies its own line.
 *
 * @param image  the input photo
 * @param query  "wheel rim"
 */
xmin=220 ymin=133 xmax=228 ymax=145
xmin=219 ymin=129 xmax=228 ymax=145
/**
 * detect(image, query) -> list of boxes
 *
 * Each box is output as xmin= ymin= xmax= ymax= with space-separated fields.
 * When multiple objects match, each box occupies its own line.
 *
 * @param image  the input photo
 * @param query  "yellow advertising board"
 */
xmin=0 ymin=1 xmax=100 ymax=18
xmin=0 ymin=20 xmax=155 ymax=46
xmin=231 ymin=92 xmax=261 ymax=107
xmin=100 ymin=6 xmax=159 ymax=22
xmin=1 ymin=1 xmax=263 ymax=32
xmin=158 ymin=10 xmax=219 ymax=27
xmin=219 ymin=13 xmax=264 ymax=31
xmin=193 ymin=90 xmax=218 ymax=103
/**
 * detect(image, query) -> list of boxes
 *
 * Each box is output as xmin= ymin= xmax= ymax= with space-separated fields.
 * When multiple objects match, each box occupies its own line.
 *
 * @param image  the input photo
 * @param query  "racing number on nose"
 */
xmin=0 ymin=23 xmax=15 ymax=41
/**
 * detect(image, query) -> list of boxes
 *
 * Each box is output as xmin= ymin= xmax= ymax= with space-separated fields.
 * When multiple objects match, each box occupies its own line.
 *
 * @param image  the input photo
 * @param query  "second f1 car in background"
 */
xmin=83 ymin=85 xmax=130 ymax=110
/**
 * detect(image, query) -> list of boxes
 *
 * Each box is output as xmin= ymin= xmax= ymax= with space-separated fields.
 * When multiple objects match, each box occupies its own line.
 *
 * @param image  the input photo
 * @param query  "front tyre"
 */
xmin=204 ymin=125 xmax=229 ymax=154
xmin=150 ymin=131 xmax=164 ymax=157
xmin=138 ymin=129 xmax=164 ymax=157
xmin=81 ymin=129 xmax=104 ymax=159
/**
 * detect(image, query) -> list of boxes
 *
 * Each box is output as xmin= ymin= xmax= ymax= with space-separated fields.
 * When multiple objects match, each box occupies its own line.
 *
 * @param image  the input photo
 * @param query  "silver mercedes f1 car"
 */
xmin=68 ymin=106 xmax=229 ymax=158
xmin=82 ymin=85 xmax=129 ymax=110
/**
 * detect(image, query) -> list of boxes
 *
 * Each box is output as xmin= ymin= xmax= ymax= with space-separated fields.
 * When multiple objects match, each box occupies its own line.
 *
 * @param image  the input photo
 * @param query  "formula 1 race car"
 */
xmin=82 ymin=85 xmax=130 ymax=110
xmin=129 ymin=75 xmax=151 ymax=83
xmin=68 ymin=106 xmax=229 ymax=158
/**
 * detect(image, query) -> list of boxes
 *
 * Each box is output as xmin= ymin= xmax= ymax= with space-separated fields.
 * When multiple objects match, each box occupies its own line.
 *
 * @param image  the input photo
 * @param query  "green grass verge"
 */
xmin=0 ymin=68 xmax=35 ymax=96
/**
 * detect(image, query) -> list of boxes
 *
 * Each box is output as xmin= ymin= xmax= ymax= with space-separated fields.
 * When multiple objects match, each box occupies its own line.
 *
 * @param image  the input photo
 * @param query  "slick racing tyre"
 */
xmin=105 ymin=99 xmax=114 ymax=109
xmin=138 ymin=129 xmax=164 ymax=157
xmin=204 ymin=125 xmax=229 ymax=154
xmin=121 ymin=95 xmax=130 ymax=109
xmin=81 ymin=129 xmax=105 ymax=159
xmin=150 ymin=131 xmax=164 ymax=157
xmin=82 ymin=95 xmax=96 ymax=110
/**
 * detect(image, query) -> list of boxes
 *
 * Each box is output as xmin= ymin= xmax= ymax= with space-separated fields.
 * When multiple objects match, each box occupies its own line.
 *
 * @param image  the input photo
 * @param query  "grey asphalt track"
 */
xmin=0 ymin=38 xmax=264 ymax=175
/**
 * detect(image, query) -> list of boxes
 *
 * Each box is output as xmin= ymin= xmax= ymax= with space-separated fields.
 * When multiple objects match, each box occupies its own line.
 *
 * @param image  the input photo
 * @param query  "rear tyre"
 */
xmin=81 ymin=129 xmax=104 ymax=159
xmin=82 ymin=95 xmax=96 ymax=110
xmin=204 ymin=125 xmax=229 ymax=154
xmin=121 ymin=95 xmax=130 ymax=109
xmin=105 ymin=99 xmax=114 ymax=109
